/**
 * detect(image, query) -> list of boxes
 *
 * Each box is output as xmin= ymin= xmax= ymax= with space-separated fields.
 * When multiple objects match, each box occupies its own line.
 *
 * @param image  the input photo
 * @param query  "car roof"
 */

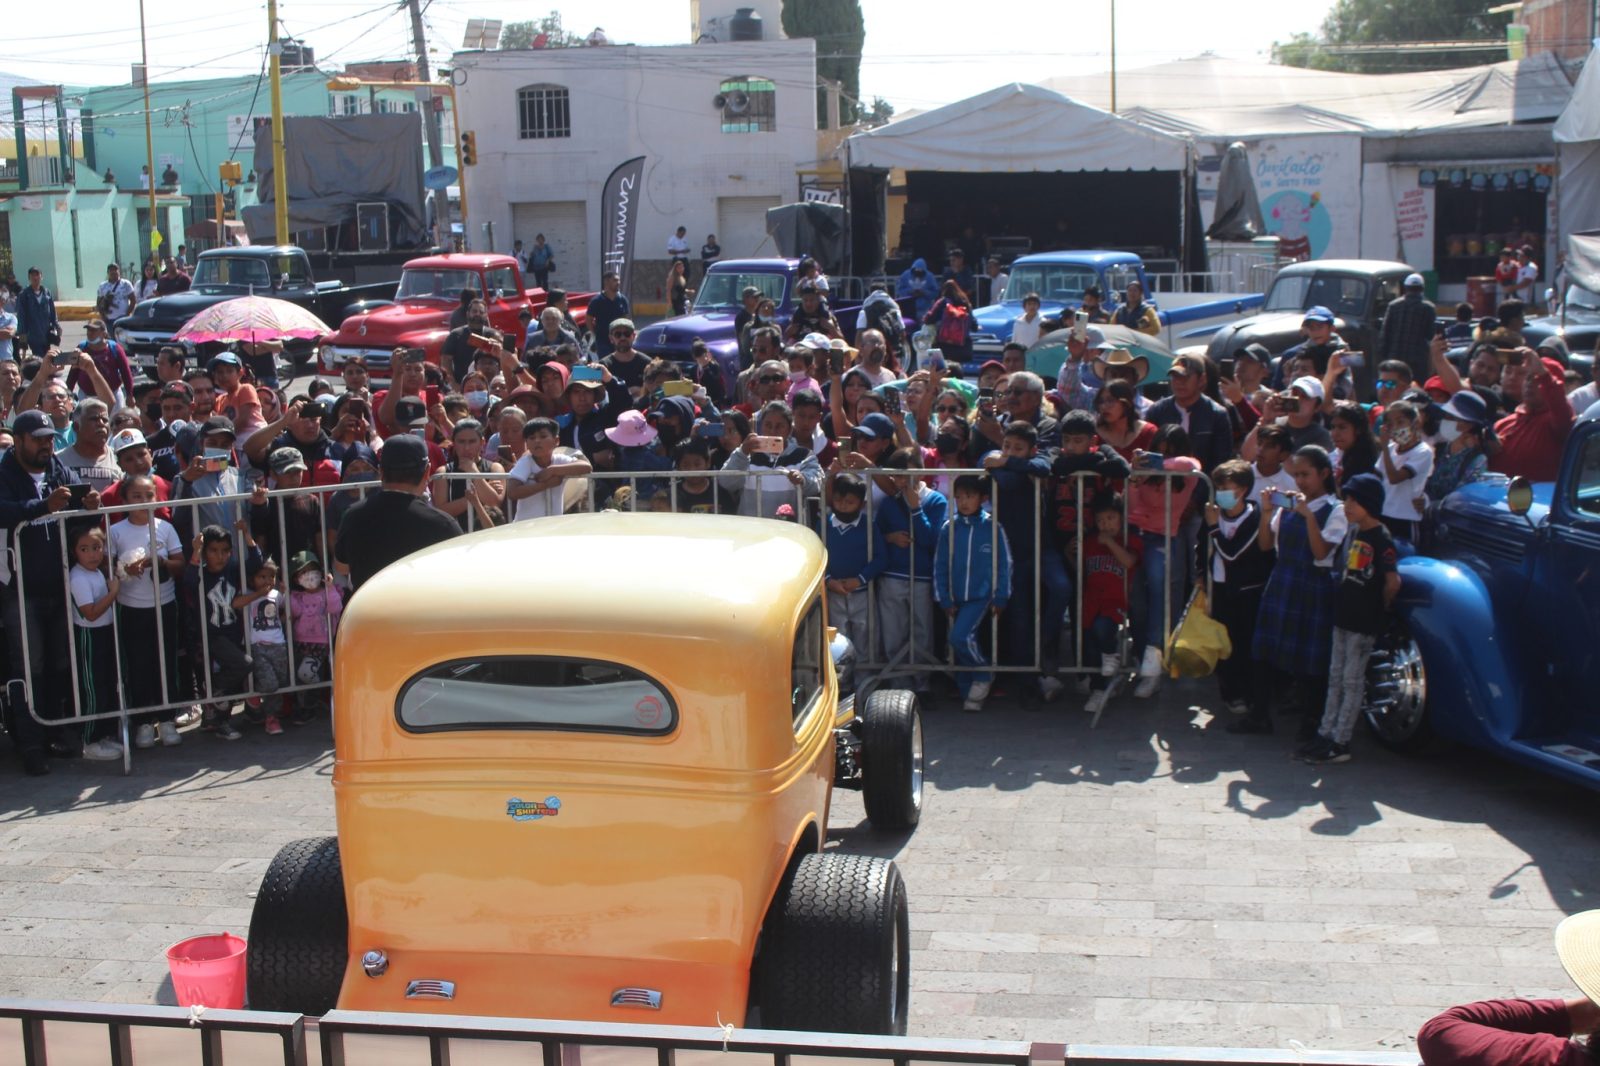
xmin=404 ymin=254 xmax=516 ymax=272
xmin=349 ymin=512 xmax=825 ymax=648
xmin=708 ymin=259 xmax=800 ymax=271
xmin=202 ymin=246 xmax=301 ymax=258
xmin=1010 ymin=250 xmax=1142 ymax=267
xmin=1276 ymin=259 xmax=1412 ymax=276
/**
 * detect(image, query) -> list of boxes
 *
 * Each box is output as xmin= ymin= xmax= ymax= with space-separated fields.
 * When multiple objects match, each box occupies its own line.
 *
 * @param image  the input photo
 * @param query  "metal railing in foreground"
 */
xmin=0 ymin=999 xmax=1421 ymax=1066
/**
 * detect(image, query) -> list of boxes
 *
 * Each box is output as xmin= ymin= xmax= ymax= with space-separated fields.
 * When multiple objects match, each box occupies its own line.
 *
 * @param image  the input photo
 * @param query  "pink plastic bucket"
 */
xmin=165 ymin=933 xmax=248 ymax=1009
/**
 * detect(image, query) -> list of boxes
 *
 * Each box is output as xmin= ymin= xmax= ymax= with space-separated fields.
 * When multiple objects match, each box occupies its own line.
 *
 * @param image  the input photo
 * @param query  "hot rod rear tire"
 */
xmin=757 ymin=852 xmax=910 ymax=1036
xmin=860 ymin=689 xmax=923 ymax=831
xmin=246 ymin=836 xmax=348 ymax=1014
xmin=1362 ymin=621 xmax=1432 ymax=753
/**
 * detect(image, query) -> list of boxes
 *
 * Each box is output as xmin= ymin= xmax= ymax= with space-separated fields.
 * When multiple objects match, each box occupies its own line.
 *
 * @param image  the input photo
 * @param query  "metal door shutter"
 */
xmin=512 ymin=201 xmax=589 ymax=290
xmin=716 ymin=196 xmax=782 ymax=260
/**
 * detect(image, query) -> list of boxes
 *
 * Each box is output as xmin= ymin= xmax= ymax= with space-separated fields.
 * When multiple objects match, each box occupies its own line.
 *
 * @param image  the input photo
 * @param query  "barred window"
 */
xmin=719 ymin=77 xmax=775 ymax=134
xmin=518 ymin=84 xmax=571 ymax=139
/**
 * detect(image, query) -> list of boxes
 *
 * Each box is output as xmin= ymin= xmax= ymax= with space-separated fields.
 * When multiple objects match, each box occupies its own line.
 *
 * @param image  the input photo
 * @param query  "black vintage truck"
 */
xmin=113 ymin=246 xmax=397 ymax=373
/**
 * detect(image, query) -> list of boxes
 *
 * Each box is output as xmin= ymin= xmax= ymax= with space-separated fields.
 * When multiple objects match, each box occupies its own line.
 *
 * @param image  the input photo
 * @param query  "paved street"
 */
xmin=1 ymin=680 xmax=1596 ymax=1055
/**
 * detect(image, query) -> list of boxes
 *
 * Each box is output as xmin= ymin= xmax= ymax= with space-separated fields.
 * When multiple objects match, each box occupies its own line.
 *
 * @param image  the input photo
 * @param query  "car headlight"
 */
xmin=114 ymin=328 xmax=129 ymax=343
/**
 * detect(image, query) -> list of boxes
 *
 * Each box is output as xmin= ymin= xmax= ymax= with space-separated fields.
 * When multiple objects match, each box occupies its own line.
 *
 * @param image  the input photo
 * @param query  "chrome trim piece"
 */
xmin=404 ymin=980 xmax=455 ymax=1000
xmin=610 ymin=988 xmax=662 ymax=1010
xmin=360 ymin=950 xmax=388 ymax=977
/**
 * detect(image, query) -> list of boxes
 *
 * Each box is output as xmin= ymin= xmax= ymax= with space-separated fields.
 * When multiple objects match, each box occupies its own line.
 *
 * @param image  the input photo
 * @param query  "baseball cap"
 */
xmin=108 ymin=428 xmax=147 ymax=454
xmin=978 ymin=359 xmax=1006 ymax=376
xmin=12 ymin=410 xmax=54 ymax=438
xmin=1404 ymin=273 xmax=1425 ymax=289
xmin=801 ymin=332 xmax=832 ymax=351
xmin=379 ymin=434 xmax=428 ymax=478
xmin=1302 ymin=306 xmax=1336 ymax=324
xmin=200 ymin=414 xmax=237 ymax=440
xmin=1083 ymin=325 xmax=1111 ymax=351
xmin=1238 ymin=343 xmax=1272 ymax=365
xmin=608 ymin=317 xmax=636 ymax=335
xmin=851 ymin=412 xmax=897 ymax=441
xmin=1342 ymin=473 xmax=1386 ymax=516
xmin=207 ymin=352 xmax=243 ymax=369
xmin=1422 ymin=375 xmax=1451 ymax=399
xmin=268 ymin=446 xmax=308 ymax=474
xmin=1289 ymin=375 xmax=1325 ymax=402
xmin=160 ymin=382 xmax=193 ymax=402
xmin=393 ymin=397 xmax=428 ymax=428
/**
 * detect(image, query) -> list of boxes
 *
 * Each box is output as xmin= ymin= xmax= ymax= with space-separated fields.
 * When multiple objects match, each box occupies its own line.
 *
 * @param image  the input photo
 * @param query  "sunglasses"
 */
xmin=1375 ymin=380 xmax=1402 ymax=389
xmin=758 ymin=375 xmax=785 ymax=384
xmin=611 ymin=329 xmax=634 ymax=338
xmin=935 ymin=404 xmax=962 ymax=414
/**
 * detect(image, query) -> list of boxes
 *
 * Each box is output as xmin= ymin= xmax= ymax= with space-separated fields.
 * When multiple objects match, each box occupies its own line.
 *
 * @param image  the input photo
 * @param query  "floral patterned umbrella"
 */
xmin=173 ymin=296 xmax=331 ymax=344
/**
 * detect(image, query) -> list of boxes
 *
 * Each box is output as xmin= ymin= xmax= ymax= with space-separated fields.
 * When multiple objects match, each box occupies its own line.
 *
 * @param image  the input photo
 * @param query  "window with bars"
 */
xmin=517 ymin=84 xmax=571 ymax=139
xmin=719 ymin=77 xmax=776 ymax=133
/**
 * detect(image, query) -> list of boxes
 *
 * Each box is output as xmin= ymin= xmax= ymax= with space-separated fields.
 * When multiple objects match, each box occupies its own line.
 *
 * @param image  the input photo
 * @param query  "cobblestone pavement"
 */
xmin=1 ymin=679 xmax=1596 ymax=1055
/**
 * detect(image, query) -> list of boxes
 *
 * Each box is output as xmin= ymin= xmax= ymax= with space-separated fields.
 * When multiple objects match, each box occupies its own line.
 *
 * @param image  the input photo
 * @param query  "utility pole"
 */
xmin=267 ymin=0 xmax=289 ymax=244
xmin=1109 ymin=0 xmax=1118 ymax=113
xmin=137 ymin=0 xmax=159 ymax=260
xmin=407 ymin=0 xmax=452 ymax=248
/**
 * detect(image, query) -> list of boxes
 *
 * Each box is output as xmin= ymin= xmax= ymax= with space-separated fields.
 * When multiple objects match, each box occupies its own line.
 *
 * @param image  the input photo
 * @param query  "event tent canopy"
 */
xmin=844 ymin=82 xmax=1189 ymax=173
xmin=1554 ymin=44 xmax=1600 ymax=252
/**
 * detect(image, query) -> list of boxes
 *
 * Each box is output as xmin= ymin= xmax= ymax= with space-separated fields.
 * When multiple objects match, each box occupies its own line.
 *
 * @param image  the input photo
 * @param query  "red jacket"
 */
xmin=1490 ymin=361 xmax=1574 ymax=482
xmin=1418 ymin=998 xmax=1595 ymax=1065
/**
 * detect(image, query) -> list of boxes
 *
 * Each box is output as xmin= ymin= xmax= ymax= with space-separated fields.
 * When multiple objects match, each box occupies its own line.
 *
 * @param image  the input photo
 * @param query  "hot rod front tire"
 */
xmin=246 ymin=836 xmax=348 ymax=1014
xmin=757 ymin=852 xmax=910 ymax=1036
xmin=1362 ymin=622 xmax=1432 ymax=753
xmin=860 ymin=690 xmax=923 ymax=832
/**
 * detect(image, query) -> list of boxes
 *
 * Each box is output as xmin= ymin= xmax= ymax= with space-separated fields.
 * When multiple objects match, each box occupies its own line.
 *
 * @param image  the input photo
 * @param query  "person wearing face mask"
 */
xmin=1424 ymin=390 xmax=1492 ymax=504
xmin=285 ymin=551 xmax=343 ymax=723
xmin=785 ymin=341 xmax=824 ymax=404
xmin=1202 ymin=460 xmax=1275 ymax=730
xmin=896 ymin=258 xmax=940 ymax=320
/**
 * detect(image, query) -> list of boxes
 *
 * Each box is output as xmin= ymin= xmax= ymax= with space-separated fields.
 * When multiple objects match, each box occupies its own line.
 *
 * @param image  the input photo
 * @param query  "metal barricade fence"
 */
xmin=10 ymin=479 xmax=371 ymax=773
xmin=431 ymin=464 xmax=1211 ymax=719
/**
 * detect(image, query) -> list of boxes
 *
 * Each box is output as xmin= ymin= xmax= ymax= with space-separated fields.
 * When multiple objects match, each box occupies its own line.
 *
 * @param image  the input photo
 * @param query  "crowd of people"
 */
xmin=0 ymin=256 xmax=1588 ymax=777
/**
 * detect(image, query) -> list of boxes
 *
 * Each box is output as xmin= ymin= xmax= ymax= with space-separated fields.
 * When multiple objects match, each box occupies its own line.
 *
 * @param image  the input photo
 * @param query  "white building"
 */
xmin=452 ymin=1 xmax=827 ymax=302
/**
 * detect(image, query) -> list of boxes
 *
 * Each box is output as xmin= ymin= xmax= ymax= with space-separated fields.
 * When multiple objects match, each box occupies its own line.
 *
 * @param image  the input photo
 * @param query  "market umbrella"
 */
xmin=1026 ymin=324 xmax=1177 ymax=381
xmin=173 ymin=295 xmax=331 ymax=345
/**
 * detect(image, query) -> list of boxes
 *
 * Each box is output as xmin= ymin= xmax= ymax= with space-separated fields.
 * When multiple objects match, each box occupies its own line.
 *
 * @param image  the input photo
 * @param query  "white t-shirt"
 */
xmin=1269 ymin=494 xmax=1348 ymax=568
xmin=98 ymin=278 xmax=137 ymax=319
xmin=666 ymin=234 xmax=690 ymax=258
xmin=988 ymin=272 xmax=1009 ymax=305
xmin=247 ymin=589 xmax=287 ymax=645
xmin=1252 ymin=462 xmax=1296 ymax=499
xmin=109 ymin=517 xmax=180 ymax=608
xmin=1381 ymin=441 xmax=1435 ymax=521
xmin=508 ymin=450 xmax=580 ymax=521
xmin=1566 ymin=381 xmax=1598 ymax=415
xmin=70 ymin=566 xmax=112 ymax=628
xmin=1011 ymin=315 xmax=1043 ymax=350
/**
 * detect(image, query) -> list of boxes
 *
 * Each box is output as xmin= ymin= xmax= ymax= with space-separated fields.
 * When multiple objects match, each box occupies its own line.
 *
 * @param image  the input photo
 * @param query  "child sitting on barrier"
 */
xmin=1079 ymin=493 xmax=1140 ymax=717
xmin=69 ymin=524 xmax=123 ymax=761
xmin=824 ymin=472 xmax=887 ymax=661
xmin=183 ymin=522 xmax=265 ymax=741
xmin=934 ymin=474 xmax=1012 ymax=714
xmin=286 ymin=551 xmax=341 ymax=723
xmin=243 ymin=557 xmax=291 ymax=736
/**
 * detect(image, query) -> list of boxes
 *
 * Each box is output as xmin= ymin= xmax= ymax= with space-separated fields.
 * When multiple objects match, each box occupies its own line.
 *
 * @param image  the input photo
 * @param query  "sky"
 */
xmin=0 ymin=0 xmax=1337 ymax=111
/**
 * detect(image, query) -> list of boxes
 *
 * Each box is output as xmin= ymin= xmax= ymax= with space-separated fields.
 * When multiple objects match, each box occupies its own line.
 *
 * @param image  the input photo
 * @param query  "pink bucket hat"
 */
xmin=604 ymin=409 xmax=659 ymax=448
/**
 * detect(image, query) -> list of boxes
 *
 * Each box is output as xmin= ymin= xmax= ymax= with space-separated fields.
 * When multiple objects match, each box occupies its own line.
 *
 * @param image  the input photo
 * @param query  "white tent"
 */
xmin=1554 ymin=45 xmax=1600 ymax=258
xmin=844 ymin=82 xmax=1189 ymax=173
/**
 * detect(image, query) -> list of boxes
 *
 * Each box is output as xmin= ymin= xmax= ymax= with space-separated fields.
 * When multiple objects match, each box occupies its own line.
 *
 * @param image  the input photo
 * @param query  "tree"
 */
xmin=781 ymin=0 xmax=865 ymax=124
xmin=499 ymin=11 xmax=584 ymax=50
xmin=863 ymin=96 xmax=895 ymax=128
xmin=1273 ymin=0 xmax=1511 ymax=73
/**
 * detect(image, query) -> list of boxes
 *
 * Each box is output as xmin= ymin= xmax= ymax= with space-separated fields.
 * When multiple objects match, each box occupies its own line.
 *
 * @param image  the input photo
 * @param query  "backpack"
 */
xmin=867 ymin=298 xmax=905 ymax=347
xmin=935 ymin=303 xmax=969 ymax=346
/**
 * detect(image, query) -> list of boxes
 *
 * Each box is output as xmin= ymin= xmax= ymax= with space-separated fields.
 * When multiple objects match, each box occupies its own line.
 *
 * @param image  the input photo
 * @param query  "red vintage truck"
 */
xmin=320 ymin=253 xmax=593 ymax=379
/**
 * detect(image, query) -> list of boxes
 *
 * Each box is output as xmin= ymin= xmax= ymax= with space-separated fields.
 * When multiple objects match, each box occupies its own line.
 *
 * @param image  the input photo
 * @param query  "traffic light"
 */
xmin=460 ymin=131 xmax=477 ymax=167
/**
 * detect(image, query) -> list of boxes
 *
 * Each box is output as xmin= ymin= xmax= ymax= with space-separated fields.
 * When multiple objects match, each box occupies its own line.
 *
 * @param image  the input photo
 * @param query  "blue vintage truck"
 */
xmin=1365 ymin=411 xmax=1600 ymax=790
xmin=969 ymin=250 xmax=1264 ymax=359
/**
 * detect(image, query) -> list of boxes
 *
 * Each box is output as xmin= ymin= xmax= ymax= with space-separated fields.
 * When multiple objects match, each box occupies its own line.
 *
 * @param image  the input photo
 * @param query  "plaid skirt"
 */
xmin=1252 ymin=555 xmax=1335 ymax=676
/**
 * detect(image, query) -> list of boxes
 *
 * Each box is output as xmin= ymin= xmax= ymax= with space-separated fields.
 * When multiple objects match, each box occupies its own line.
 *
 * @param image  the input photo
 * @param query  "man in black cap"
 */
xmin=0 ymin=410 xmax=99 ymax=775
xmin=334 ymin=435 xmax=458 ymax=591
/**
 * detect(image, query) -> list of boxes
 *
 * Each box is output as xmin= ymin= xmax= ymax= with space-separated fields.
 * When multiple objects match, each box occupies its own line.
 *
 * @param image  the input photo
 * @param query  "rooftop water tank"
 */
xmin=730 ymin=7 xmax=763 ymax=41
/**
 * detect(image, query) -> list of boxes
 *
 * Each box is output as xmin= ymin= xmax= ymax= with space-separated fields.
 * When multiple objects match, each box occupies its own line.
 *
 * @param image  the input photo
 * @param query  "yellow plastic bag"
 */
xmin=1164 ymin=588 xmax=1232 ymax=678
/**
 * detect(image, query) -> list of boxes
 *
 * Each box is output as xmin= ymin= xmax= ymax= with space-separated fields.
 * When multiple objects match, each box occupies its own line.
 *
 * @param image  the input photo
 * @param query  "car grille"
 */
xmin=1440 ymin=519 xmax=1527 ymax=565
xmin=330 ymin=346 xmax=394 ymax=372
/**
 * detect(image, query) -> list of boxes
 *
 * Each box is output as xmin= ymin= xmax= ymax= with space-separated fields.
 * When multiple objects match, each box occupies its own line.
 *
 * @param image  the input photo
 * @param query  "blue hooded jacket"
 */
xmin=934 ymin=508 xmax=1013 ymax=609
xmin=896 ymin=258 xmax=940 ymax=319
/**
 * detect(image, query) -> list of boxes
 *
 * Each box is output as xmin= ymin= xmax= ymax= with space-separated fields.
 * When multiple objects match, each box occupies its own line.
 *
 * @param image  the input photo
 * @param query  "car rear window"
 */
xmin=397 ymin=657 xmax=676 ymax=735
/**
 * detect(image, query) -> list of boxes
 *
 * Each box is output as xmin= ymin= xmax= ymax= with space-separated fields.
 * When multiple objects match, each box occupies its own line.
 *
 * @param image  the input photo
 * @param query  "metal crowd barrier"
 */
xmin=0 ymin=998 xmax=1421 ymax=1066
xmin=11 ymin=480 xmax=369 ymax=773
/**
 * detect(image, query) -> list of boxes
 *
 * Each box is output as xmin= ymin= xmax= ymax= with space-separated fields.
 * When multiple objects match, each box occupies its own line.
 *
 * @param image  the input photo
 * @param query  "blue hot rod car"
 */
xmin=1365 ymin=410 xmax=1600 ymax=790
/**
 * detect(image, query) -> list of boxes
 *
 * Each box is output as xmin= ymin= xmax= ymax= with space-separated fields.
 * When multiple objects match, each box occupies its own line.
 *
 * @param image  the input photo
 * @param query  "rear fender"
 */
xmin=1395 ymin=556 xmax=1524 ymax=747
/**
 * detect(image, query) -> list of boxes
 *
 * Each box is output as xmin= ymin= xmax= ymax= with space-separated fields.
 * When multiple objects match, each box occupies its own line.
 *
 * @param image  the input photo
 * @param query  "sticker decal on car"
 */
xmin=506 ymin=796 xmax=562 ymax=821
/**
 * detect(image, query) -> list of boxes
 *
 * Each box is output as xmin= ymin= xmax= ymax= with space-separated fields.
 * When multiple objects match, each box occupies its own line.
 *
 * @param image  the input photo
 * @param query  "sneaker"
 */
xmin=1084 ymin=688 xmax=1108 ymax=716
xmin=264 ymin=715 xmax=284 ymax=736
xmin=1133 ymin=672 xmax=1162 ymax=699
xmin=1100 ymin=653 xmax=1120 ymax=677
xmin=966 ymin=680 xmax=992 ymax=704
xmin=175 ymin=706 xmax=202 ymax=727
xmin=1225 ymin=699 xmax=1250 ymax=716
xmin=961 ymin=697 xmax=984 ymax=713
xmin=1302 ymin=739 xmax=1352 ymax=765
xmin=212 ymin=718 xmax=242 ymax=741
xmin=1226 ymin=716 xmax=1273 ymax=735
xmin=134 ymin=723 xmax=157 ymax=749
xmin=82 ymin=738 xmax=123 ymax=761
xmin=1294 ymin=735 xmax=1327 ymax=759
xmin=1038 ymin=676 xmax=1065 ymax=702
xmin=1072 ymin=675 xmax=1093 ymax=696
xmin=290 ymin=707 xmax=318 ymax=725
xmin=1137 ymin=646 xmax=1164 ymax=678
xmin=158 ymin=721 xmax=182 ymax=747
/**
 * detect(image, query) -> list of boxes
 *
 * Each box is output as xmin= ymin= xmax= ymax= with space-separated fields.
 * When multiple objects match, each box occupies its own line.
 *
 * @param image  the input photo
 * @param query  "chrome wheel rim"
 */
xmin=910 ymin=712 xmax=924 ymax=811
xmin=1364 ymin=636 xmax=1427 ymax=742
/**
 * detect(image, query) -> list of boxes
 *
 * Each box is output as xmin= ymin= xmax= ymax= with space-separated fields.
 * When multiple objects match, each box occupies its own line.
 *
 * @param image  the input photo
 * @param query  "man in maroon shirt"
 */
xmin=1418 ymin=908 xmax=1599 ymax=1064
xmin=1489 ymin=352 xmax=1575 ymax=482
